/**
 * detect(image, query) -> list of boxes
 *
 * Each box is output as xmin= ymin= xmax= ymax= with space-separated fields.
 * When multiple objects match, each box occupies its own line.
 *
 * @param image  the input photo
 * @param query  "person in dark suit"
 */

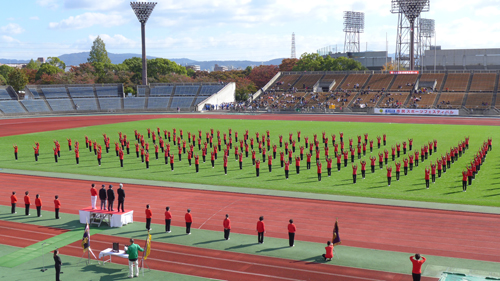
xmin=99 ymin=185 xmax=107 ymax=210
xmin=107 ymin=185 xmax=115 ymax=212
xmin=54 ymin=249 xmax=62 ymax=281
xmin=117 ymin=183 xmax=125 ymax=213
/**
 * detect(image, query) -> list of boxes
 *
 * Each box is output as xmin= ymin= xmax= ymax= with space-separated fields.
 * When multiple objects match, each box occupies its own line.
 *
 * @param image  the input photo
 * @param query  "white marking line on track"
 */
xmin=86 ymin=238 xmax=385 ymax=281
xmin=198 ymin=199 xmax=240 ymax=229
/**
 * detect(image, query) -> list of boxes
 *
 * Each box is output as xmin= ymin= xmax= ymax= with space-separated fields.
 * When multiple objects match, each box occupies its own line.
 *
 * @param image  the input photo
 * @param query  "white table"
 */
xmin=99 ymin=248 xmax=129 ymax=264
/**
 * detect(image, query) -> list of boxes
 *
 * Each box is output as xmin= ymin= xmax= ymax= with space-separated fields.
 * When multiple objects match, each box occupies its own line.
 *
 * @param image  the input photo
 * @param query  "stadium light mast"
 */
xmin=419 ymin=18 xmax=435 ymax=71
xmin=291 ymin=33 xmax=296 ymax=59
xmin=343 ymin=11 xmax=364 ymax=53
xmin=130 ymin=2 xmax=157 ymax=86
xmin=391 ymin=0 xmax=430 ymax=71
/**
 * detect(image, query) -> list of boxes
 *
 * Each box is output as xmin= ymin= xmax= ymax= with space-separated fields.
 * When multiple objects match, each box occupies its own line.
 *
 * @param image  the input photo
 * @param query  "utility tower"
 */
xmin=291 ymin=33 xmax=296 ymax=59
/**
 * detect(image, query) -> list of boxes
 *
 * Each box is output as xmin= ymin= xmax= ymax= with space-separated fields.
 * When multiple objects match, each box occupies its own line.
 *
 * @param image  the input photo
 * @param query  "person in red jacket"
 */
xmin=90 ymin=183 xmax=98 ymax=209
xmin=257 ymin=216 xmax=265 ymax=244
xmin=326 ymin=157 xmax=332 ymax=176
xmin=317 ymin=161 xmax=322 ymax=181
xmin=424 ymin=167 xmax=430 ymax=189
xmin=13 ymin=144 xmax=18 ymax=160
xmin=223 ymin=155 xmax=228 ymax=175
xmin=145 ymin=152 xmax=150 ymax=169
xmin=430 ymin=162 xmax=436 ymax=183
xmin=54 ymin=195 xmax=61 ymax=219
xmin=53 ymin=147 xmax=58 ymax=163
xmin=119 ymin=149 xmax=124 ymax=168
xmin=185 ymin=209 xmax=193 ymax=234
xmin=352 ymin=164 xmax=358 ymax=183
xmin=35 ymin=194 xmax=42 ymax=217
xmin=360 ymin=160 xmax=366 ymax=179
xmin=295 ymin=156 xmax=300 ymax=174
xmin=165 ymin=206 xmax=172 ymax=233
xmin=255 ymin=159 xmax=261 ymax=177
xmin=284 ymin=160 xmax=290 ymax=179
xmin=403 ymin=158 xmax=409 ymax=175
xmin=462 ymin=170 xmax=468 ymax=192
xmin=437 ymin=159 xmax=442 ymax=178
xmin=24 ymin=191 xmax=31 ymax=216
xmin=145 ymin=204 xmax=152 ymax=231
xmin=268 ymin=155 xmax=273 ymax=172
xmin=97 ymin=146 xmax=102 ymax=166
xmin=378 ymin=152 xmax=384 ymax=169
xmin=410 ymin=254 xmax=426 ymax=281
xmin=194 ymin=155 xmax=199 ymax=173
xmin=33 ymin=144 xmax=39 ymax=162
xmin=369 ymin=156 xmax=376 ymax=173
xmin=11 ymin=191 xmax=17 ymax=214
xmin=170 ymin=154 xmax=175 ymax=171
xmin=322 ymin=241 xmax=334 ymax=261
xmin=386 ymin=166 xmax=392 ymax=186
xmin=288 ymin=219 xmax=296 ymax=247
xmin=336 ymin=153 xmax=342 ymax=171
xmin=223 ymin=214 xmax=231 ymax=240
xmin=395 ymin=162 xmax=401 ymax=181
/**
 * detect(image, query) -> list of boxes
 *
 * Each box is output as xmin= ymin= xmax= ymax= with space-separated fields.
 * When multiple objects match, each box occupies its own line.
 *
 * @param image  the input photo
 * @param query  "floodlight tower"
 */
xmin=291 ymin=33 xmax=296 ymax=59
xmin=391 ymin=0 xmax=430 ymax=71
xmin=130 ymin=2 xmax=157 ymax=86
xmin=343 ymin=11 xmax=364 ymax=53
xmin=419 ymin=18 xmax=435 ymax=70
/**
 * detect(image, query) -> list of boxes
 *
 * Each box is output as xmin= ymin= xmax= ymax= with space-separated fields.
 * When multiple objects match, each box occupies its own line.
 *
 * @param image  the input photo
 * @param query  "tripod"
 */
xmin=41 ymin=242 xmax=47 ymax=272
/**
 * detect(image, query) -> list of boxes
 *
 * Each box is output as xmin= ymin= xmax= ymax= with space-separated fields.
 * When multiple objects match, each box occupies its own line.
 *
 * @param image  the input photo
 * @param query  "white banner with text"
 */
xmin=374 ymin=108 xmax=459 ymax=116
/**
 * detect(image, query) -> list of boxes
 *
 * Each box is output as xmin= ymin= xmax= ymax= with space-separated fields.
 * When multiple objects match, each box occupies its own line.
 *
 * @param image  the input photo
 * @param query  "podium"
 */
xmin=79 ymin=207 xmax=133 ymax=228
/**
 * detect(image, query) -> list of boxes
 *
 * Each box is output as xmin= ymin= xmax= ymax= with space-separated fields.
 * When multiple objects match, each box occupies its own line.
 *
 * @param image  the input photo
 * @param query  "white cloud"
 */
xmin=0 ymin=23 xmax=25 ymax=35
xmin=36 ymin=0 xmax=58 ymax=9
xmin=0 ymin=35 xmax=21 ymax=44
xmin=63 ymin=0 xmax=125 ymax=10
xmin=30 ymin=16 xmax=40 ymax=20
xmin=49 ymin=12 xmax=127 ymax=30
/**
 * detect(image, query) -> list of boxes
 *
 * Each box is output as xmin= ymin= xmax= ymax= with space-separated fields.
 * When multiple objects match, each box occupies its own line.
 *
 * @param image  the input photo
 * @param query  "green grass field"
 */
xmin=0 ymin=118 xmax=498 ymax=206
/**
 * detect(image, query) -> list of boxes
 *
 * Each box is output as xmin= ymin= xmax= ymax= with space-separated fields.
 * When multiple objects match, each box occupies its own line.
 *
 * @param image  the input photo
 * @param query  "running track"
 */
xmin=0 ymin=220 xmax=436 ymax=281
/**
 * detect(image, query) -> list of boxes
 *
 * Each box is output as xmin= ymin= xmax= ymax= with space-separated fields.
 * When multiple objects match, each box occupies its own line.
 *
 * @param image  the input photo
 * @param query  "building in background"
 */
xmin=186 ymin=65 xmax=201 ymax=71
xmin=317 ymin=47 xmax=392 ymax=70
xmin=214 ymin=64 xmax=228 ymax=72
xmin=422 ymin=48 xmax=500 ymax=71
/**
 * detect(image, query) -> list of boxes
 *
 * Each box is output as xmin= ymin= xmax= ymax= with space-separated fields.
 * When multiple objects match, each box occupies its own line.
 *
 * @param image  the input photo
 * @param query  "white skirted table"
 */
xmin=99 ymin=248 xmax=129 ymax=264
xmin=79 ymin=207 xmax=133 ymax=227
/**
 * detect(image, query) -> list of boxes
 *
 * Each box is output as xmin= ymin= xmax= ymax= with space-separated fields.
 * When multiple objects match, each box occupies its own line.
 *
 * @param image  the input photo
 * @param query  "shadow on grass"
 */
xmin=290 ymin=256 xmax=331 ymax=264
xmin=443 ymin=191 xmax=463 ymax=195
xmin=256 ymin=246 xmax=290 ymax=253
xmin=367 ymin=185 xmax=386 ymax=189
xmin=225 ymin=243 xmax=256 ymax=250
xmin=193 ymin=239 xmax=226 ymax=245
xmin=80 ymin=264 xmax=126 ymax=280
xmin=483 ymin=193 xmax=500 ymax=197
xmin=406 ymin=188 xmax=424 ymax=192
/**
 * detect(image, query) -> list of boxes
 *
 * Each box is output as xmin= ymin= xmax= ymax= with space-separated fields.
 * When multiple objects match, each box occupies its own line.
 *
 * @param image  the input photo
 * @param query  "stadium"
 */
xmin=0 ymin=1 xmax=499 ymax=281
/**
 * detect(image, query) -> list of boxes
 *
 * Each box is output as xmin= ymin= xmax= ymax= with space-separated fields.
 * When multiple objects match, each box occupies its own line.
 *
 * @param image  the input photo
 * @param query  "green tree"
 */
xmin=243 ymin=66 xmax=253 ymax=76
xmin=88 ymin=36 xmax=111 ymax=65
xmin=122 ymin=57 xmax=142 ymax=84
xmin=0 ymin=65 xmax=14 ymax=80
xmin=26 ymin=59 xmax=41 ymax=70
xmin=147 ymin=58 xmax=187 ymax=79
xmin=47 ymin=57 xmax=66 ymax=70
xmin=7 ymin=68 xmax=29 ymax=92
xmin=35 ymin=63 xmax=64 ymax=81
xmin=0 ymin=74 xmax=6 ymax=85
xmin=292 ymin=53 xmax=324 ymax=71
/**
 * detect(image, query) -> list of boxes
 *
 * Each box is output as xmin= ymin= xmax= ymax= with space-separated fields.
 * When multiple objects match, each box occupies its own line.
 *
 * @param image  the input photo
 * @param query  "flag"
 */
xmin=332 ymin=219 xmax=341 ymax=246
xmin=144 ymin=231 xmax=152 ymax=260
xmin=81 ymin=223 xmax=90 ymax=252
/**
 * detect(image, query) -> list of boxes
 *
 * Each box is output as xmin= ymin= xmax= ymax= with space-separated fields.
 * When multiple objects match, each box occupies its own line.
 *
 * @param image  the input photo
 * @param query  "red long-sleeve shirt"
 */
xmin=410 ymin=256 xmax=426 ymax=274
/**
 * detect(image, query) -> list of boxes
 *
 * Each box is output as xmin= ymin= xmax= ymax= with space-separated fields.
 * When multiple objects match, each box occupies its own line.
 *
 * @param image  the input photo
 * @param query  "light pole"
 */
xmin=130 ymin=2 xmax=157 ymax=86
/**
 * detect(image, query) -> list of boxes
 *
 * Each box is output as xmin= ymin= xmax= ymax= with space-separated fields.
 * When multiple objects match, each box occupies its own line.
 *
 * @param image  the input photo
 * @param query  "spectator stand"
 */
xmin=38 ymin=85 xmax=76 ymax=113
xmin=95 ymin=84 xmax=124 ymax=112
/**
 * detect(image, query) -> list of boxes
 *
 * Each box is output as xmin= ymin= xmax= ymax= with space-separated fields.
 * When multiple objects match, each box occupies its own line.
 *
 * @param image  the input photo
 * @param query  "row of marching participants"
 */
xmin=461 ymin=138 xmax=492 ymax=192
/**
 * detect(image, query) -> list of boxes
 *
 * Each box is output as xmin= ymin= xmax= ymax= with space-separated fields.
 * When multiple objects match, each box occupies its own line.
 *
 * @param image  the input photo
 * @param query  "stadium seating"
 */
xmin=68 ymin=87 xmax=95 ymax=98
xmin=469 ymin=73 xmax=496 ymax=92
xmin=171 ymin=97 xmax=195 ymax=108
xmin=72 ymin=98 xmax=98 ymax=111
xmin=407 ymin=93 xmax=438 ymax=109
xmin=137 ymin=87 xmax=146 ymax=97
xmin=46 ymin=99 xmax=75 ymax=112
xmin=464 ymin=93 xmax=494 ymax=109
xmin=0 ymin=100 xmax=26 ymax=114
xmin=98 ymin=98 xmax=122 ymax=110
xmin=377 ymin=92 xmax=410 ymax=108
xmin=419 ymin=73 xmax=445 ymax=91
xmin=352 ymin=91 xmax=383 ymax=108
xmin=174 ymin=86 xmax=199 ymax=96
xmin=436 ymin=92 xmax=466 ymax=108
xmin=338 ymin=74 xmax=370 ymax=90
xmin=199 ymin=85 xmax=224 ymax=96
xmin=294 ymin=74 xmax=323 ymax=91
xmin=321 ymin=74 xmax=346 ymax=90
xmin=389 ymin=74 xmax=418 ymax=91
xmin=21 ymin=99 xmax=51 ymax=113
xmin=150 ymin=86 xmax=174 ymax=96
xmin=40 ymin=87 xmax=69 ymax=99
xmin=0 ymin=88 xmax=12 ymax=100
xmin=124 ymin=97 xmax=146 ymax=110
xmin=147 ymin=97 xmax=170 ymax=109
xmin=272 ymin=74 xmax=301 ymax=90
xmin=194 ymin=96 xmax=208 ymax=105
xmin=96 ymin=86 xmax=121 ymax=97
xmin=27 ymin=87 xmax=41 ymax=99
xmin=365 ymin=74 xmax=394 ymax=91
xmin=442 ymin=74 xmax=470 ymax=92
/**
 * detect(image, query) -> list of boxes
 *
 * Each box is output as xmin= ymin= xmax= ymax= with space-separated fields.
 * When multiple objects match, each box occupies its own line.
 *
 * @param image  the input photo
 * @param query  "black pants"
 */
xmin=353 ymin=174 xmax=356 ymax=183
xmin=285 ymin=170 xmax=289 ymax=179
xmin=98 ymin=158 xmax=101 ymax=166
xmin=186 ymin=222 xmax=192 ymax=234
xmin=337 ymin=163 xmax=341 ymax=171
xmin=258 ymin=232 xmax=264 ymax=243
xmin=256 ymin=168 xmax=259 ymax=177
xmin=127 ymin=147 xmax=130 ymax=154
xmin=344 ymin=159 xmax=347 ymax=167
xmin=25 ymin=204 xmax=30 ymax=215
xmin=146 ymin=161 xmax=149 ymax=169
xmin=468 ymin=176 xmax=472 ymax=186
xmin=410 ymin=163 xmax=413 ymax=170
xmin=269 ymin=165 xmax=272 ymax=172
xmin=179 ymin=154 xmax=182 ymax=161
xmin=55 ymin=265 xmax=61 ymax=281
xmin=371 ymin=165 xmax=375 ymax=173
xmin=387 ymin=177 xmax=391 ymax=186
xmin=385 ymin=158 xmax=388 ymax=165
xmin=35 ymin=154 xmax=38 ymax=161
xmin=318 ymin=173 xmax=322 ymax=181
xmin=351 ymin=155 xmax=354 ymax=162
xmin=37 ymin=206 xmax=41 ymax=217
xmin=146 ymin=218 xmax=151 ymax=230
xmin=289 ymin=232 xmax=295 ymax=246
xmin=137 ymin=151 xmax=140 ymax=158
xmin=120 ymin=159 xmax=123 ymax=167
xmin=239 ymin=162 xmax=242 ymax=169
xmin=296 ymin=166 xmax=300 ymax=174
xmin=165 ymin=219 xmax=171 ymax=232
xmin=108 ymin=200 xmax=114 ymax=211
xmin=212 ymin=160 xmax=215 ymax=167
xmin=224 ymin=229 xmax=230 ymax=240
xmin=392 ymin=155 xmax=395 ymax=161
xmin=426 ymin=179 xmax=430 ymax=188
xmin=432 ymin=174 xmax=436 ymax=183
xmin=438 ymin=170 xmax=441 ymax=177
xmin=11 ymin=203 xmax=15 ymax=213
xmin=463 ymin=181 xmax=467 ymax=191
xmin=412 ymin=273 xmax=421 ymax=281
xmin=118 ymin=200 xmax=124 ymax=212
xmin=171 ymin=163 xmax=174 ymax=171
xmin=415 ymin=159 xmax=419 ymax=167
xmin=15 ymin=152 xmax=17 ymax=160
xmin=404 ymin=167 xmax=408 ymax=175
xmin=196 ymin=164 xmax=199 ymax=173
xmin=307 ymin=162 xmax=311 ymax=169
xmin=55 ymin=208 xmax=60 ymax=219
xmin=54 ymin=155 xmax=58 ymax=163
xmin=328 ymin=168 xmax=331 ymax=176
xmin=379 ymin=162 xmax=383 ymax=169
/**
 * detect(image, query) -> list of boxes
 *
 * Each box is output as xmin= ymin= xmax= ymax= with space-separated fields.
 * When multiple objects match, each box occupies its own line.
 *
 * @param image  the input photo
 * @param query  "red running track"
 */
xmin=1 ymin=113 xmax=499 ymax=137
xmin=0 ymin=220 xmax=436 ymax=281
xmin=1 ymin=173 xmax=499 ymax=264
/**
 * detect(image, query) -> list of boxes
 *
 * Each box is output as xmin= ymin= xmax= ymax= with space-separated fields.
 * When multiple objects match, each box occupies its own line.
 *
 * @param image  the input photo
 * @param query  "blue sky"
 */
xmin=1 ymin=0 xmax=500 ymax=62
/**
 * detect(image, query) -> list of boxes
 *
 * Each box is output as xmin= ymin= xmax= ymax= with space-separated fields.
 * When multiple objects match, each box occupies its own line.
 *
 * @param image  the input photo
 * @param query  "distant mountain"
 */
xmin=57 ymin=52 xmax=284 ymax=71
xmin=0 ymin=58 xmax=30 ymax=64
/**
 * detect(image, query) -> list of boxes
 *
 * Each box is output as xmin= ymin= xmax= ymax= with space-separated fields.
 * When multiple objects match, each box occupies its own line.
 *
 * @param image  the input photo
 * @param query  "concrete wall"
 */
xmin=423 ymin=48 xmax=500 ymax=70
xmin=196 ymin=82 xmax=236 ymax=111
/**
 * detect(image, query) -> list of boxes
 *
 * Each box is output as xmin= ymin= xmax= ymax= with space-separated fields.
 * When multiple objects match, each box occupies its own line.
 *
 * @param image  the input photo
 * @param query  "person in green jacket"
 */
xmin=126 ymin=238 xmax=144 ymax=278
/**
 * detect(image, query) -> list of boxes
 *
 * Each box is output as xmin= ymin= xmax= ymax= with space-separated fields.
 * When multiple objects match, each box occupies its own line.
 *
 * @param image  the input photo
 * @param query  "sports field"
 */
xmin=0 ymin=113 xmax=499 ymax=281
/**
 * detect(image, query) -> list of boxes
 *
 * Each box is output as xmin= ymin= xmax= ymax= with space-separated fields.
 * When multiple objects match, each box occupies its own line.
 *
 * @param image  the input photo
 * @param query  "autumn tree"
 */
xmin=35 ymin=63 xmax=64 ymax=81
xmin=8 ymin=68 xmax=29 ymax=92
xmin=248 ymin=65 xmax=279 ymax=89
xmin=279 ymin=58 xmax=298 ymax=71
